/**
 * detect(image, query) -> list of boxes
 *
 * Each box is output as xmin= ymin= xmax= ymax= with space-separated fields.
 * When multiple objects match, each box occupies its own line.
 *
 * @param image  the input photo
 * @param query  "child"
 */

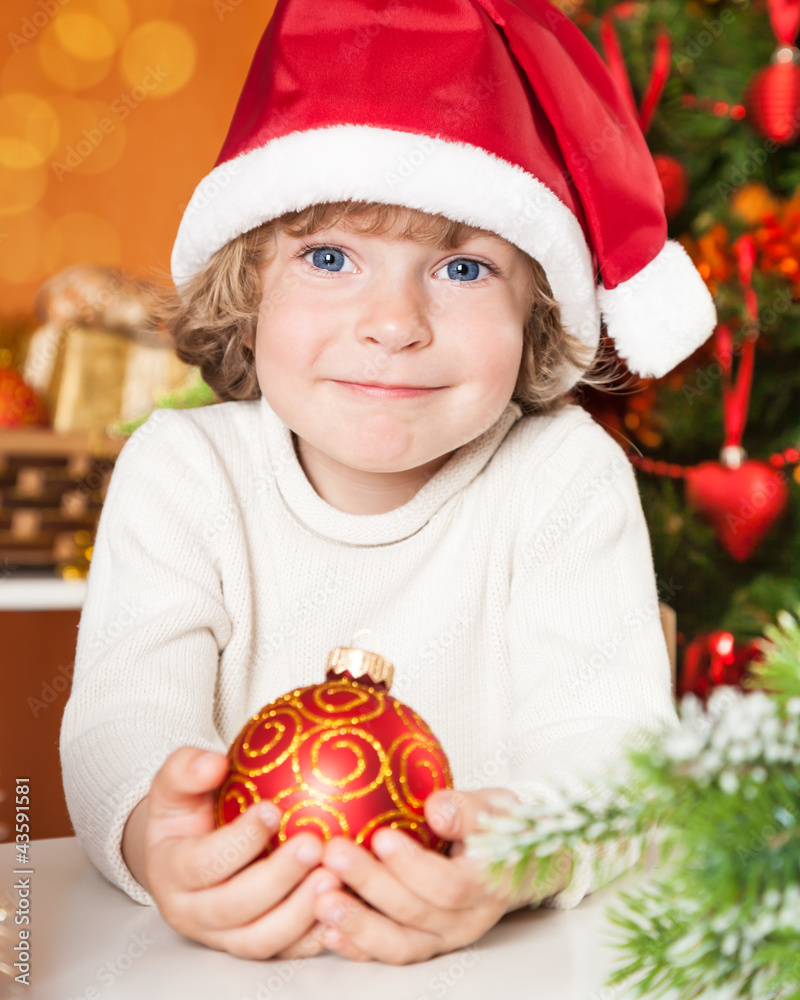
xmin=60 ymin=0 xmax=717 ymax=966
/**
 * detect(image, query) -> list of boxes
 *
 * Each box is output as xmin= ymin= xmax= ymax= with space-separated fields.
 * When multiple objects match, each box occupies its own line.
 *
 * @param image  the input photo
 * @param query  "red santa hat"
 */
xmin=171 ymin=0 xmax=717 ymax=393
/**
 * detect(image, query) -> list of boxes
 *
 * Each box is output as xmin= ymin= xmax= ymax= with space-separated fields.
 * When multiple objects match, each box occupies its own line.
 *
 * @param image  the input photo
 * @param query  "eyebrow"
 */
xmin=401 ymin=232 xmax=513 ymax=257
xmin=446 ymin=230 xmax=509 ymax=249
xmin=288 ymin=226 xmax=509 ymax=250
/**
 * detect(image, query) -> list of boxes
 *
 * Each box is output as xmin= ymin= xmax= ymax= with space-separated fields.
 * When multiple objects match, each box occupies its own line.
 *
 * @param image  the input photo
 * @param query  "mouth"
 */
xmin=330 ymin=380 xmax=445 ymax=399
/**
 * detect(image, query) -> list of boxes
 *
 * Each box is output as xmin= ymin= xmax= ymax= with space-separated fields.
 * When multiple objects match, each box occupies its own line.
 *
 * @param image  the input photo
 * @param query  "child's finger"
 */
xmin=333 ymin=829 xmax=483 ymax=917
xmin=424 ymin=787 xmax=520 ymax=841
xmin=182 ymin=844 xmax=336 ymax=931
xmin=314 ymin=885 xmax=437 ymax=965
xmin=172 ymin=798 xmax=289 ymax=893
xmin=198 ymin=863 xmax=346 ymax=960
xmin=317 ymin=922 xmax=374 ymax=962
xmin=181 ymin=821 xmax=325 ymax=910
xmin=147 ymin=747 xmax=229 ymax=844
xmin=274 ymin=920 xmax=329 ymax=960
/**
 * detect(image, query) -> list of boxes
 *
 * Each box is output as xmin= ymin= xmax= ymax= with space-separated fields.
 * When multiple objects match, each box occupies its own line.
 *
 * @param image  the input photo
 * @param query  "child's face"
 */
xmin=250 ymin=217 xmax=532 ymax=477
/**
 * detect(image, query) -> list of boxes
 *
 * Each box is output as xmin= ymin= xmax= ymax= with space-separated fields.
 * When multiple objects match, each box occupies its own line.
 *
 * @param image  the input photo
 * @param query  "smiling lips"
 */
xmin=332 ymin=380 xmax=444 ymax=399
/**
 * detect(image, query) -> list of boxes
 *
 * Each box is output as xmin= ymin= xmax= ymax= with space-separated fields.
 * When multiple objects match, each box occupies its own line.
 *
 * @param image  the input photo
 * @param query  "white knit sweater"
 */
xmin=60 ymin=394 xmax=678 ymax=911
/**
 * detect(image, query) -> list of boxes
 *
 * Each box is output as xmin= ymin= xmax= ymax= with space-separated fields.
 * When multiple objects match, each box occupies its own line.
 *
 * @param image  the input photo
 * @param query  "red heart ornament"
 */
xmin=684 ymin=459 xmax=789 ymax=561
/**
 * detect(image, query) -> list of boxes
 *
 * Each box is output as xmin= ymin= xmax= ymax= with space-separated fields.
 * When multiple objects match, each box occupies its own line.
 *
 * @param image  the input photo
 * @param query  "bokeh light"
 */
xmin=35 ymin=0 xmax=130 ymax=90
xmin=38 ymin=19 xmax=113 ymax=91
xmin=0 ymin=93 xmax=59 ymax=169
xmin=48 ymin=96 xmax=127 ymax=176
xmin=42 ymin=211 xmax=122 ymax=273
xmin=119 ymin=21 xmax=197 ymax=99
xmin=1 ymin=0 xmax=278 ymax=314
xmin=0 ymin=161 xmax=48 ymax=216
xmin=0 ymin=207 xmax=54 ymax=284
xmin=54 ymin=14 xmax=119 ymax=62
xmin=2 ymin=43 xmax=48 ymax=102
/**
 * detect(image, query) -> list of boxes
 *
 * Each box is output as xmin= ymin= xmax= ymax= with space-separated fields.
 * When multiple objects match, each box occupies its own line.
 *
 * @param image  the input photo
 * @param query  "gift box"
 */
xmin=22 ymin=263 xmax=196 ymax=435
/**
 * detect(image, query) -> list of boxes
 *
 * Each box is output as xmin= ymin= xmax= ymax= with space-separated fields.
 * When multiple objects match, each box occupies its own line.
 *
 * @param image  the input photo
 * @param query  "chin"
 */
xmin=334 ymin=448 xmax=427 ymax=475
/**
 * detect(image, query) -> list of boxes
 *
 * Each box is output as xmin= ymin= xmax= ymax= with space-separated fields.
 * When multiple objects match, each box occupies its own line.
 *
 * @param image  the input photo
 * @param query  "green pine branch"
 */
xmin=466 ymin=604 xmax=800 ymax=998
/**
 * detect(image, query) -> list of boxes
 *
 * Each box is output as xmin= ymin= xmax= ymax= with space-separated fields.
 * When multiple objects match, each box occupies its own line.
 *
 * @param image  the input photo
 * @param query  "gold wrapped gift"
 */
xmin=22 ymin=264 xmax=197 ymax=435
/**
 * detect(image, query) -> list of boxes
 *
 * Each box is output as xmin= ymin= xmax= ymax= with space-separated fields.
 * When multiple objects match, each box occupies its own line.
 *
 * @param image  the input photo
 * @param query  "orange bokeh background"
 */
xmin=0 ymin=0 xmax=277 ymax=320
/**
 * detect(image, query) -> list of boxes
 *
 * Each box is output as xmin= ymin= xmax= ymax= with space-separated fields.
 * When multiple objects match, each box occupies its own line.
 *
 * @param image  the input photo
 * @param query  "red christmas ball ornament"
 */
xmin=215 ymin=645 xmax=454 ymax=863
xmin=679 ymin=630 xmax=765 ymax=701
xmin=745 ymin=45 xmax=800 ymax=145
xmin=0 ymin=365 xmax=49 ymax=428
xmin=684 ymin=447 xmax=789 ymax=561
xmin=653 ymin=153 xmax=689 ymax=220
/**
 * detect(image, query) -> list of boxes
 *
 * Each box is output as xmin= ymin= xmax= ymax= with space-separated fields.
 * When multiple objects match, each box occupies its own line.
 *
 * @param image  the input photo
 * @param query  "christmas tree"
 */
xmin=565 ymin=0 xmax=800 ymax=696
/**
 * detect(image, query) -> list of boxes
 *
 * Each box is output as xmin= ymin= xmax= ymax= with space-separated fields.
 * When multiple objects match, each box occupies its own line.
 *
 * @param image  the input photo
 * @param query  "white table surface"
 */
xmin=0 ymin=837 xmax=657 ymax=1000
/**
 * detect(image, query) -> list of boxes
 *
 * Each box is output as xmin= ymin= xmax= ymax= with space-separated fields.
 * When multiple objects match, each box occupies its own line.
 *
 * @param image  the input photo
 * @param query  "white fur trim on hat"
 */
xmin=596 ymin=239 xmax=717 ymax=379
xmin=171 ymin=123 xmax=602 ymax=391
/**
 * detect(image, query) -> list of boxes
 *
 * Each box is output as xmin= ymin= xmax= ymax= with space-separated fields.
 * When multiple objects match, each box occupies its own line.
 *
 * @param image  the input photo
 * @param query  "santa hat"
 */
xmin=171 ymin=0 xmax=717 ymax=393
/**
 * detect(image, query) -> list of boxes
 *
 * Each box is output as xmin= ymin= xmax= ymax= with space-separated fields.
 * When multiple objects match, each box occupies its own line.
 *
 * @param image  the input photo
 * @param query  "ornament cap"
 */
xmin=326 ymin=647 xmax=394 ymax=691
xmin=773 ymin=44 xmax=800 ymax=65
xmin=720 ymin=444 xmax=747 ymax=469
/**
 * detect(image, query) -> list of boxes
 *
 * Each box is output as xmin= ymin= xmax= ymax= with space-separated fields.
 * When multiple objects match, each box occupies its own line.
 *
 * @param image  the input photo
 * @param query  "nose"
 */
xmin=353 ymin=264 xmax=434 ymax=352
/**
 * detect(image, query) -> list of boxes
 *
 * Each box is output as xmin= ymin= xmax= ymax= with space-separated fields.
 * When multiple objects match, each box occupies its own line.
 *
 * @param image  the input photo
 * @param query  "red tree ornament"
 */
xmin=653 ymin=153 xmax=690 ymax=220
xmin=745 ymin=48 xmax=800 ymax=145
xmin=684 ymin=241 xmax=790 ymax=561
xmin=744 ymin=0 xmax=800 ymax=145
xmin=0 ymin=365 xmax=49 ymax=428
xmin=684 ymin=455 xmax=789 ymax=561
xmin=215 ymin=645 xmax=454 ymax=864
xmin=679 ymin=630 xmax=765 ymax=700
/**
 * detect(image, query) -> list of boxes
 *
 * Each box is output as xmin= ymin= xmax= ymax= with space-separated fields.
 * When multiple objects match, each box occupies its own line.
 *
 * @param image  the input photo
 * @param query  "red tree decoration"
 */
xmin=745 ymin=0 xmax=800 ymax=145
xmin=215 ymin=644 xmax=454 ymax=874
xmin=599 ymin=6 xmax=688 ymax=219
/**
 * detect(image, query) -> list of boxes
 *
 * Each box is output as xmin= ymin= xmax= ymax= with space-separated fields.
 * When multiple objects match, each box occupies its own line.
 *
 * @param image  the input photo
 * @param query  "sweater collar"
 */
xmin=259 ymin=394 xmax=523 ymax=545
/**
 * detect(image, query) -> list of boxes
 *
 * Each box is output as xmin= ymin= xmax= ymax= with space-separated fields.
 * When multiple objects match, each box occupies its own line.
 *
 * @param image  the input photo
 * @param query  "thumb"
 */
xmin=148 ymin=746 xmax=229 ymax=839
xmin=425 ymin=787 xmax=521 ymax=840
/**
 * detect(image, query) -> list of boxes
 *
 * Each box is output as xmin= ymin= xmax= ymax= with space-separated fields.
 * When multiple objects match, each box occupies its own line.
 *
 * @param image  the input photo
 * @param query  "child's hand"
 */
xmin=312 ymin=787 xmax=551 ymax=965
xmin=141 ymin=747 xmax=346 ymax=959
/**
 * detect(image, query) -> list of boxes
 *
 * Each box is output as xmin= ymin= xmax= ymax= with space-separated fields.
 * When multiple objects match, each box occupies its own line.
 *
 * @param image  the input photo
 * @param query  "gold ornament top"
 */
xmin=326 ymin=646 xmax=394 ymax=691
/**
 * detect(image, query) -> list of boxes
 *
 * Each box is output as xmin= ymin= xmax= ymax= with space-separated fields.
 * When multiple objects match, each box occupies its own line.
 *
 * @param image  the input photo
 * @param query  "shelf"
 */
xmin=0 ymin=576 xmax=86 ymax=610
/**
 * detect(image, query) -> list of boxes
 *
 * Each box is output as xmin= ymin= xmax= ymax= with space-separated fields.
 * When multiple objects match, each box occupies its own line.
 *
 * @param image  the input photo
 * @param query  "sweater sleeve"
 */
xmin=59 ymin=409 xmax=233 ymax=907
xmin=502 ymin=421 xmax=679 ymax=910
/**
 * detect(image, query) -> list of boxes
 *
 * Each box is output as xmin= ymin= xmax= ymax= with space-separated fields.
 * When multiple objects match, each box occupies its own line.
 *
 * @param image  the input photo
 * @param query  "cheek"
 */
xmin=254 ymin=310 xmax=314 ymax=376
xmin=445 ymin=289 xmax=525 ymax=344
xmin=455 ymin=315 xmax=523 ymax=380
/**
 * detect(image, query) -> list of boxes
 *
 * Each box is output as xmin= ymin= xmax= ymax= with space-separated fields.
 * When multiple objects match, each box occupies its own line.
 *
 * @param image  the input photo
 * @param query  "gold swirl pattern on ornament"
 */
xmin=218 ymin=774 xmax=262 ymax=818
xmin=234 ymin=706 xmax=305 ymax=776
xmin=355 ymin=809 xmax=421 ymax=845
xmin=276 ymin=798 xmax=350 ymax=843
xmin=266 ymin=685 xmax=318 ymax=712
xmin=392 ymin=699 xmax=436 ymax=740
xmin=300 ymin=678 xmax=387 ymax=726
xmin=271 ymin=778 xmax=308 ymax=804
xmin=383 ymin=732 xmax=452 ymax=810
xmin=313 ymin=737 xmax=368 ymax=787
xmin=287 ymin=726 xmax=389 ymax=802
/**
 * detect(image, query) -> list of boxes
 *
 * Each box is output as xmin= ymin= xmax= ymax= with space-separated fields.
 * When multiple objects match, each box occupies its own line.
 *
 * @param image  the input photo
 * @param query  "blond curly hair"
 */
xmin=155 ymin=201 xmax=623 ymax=417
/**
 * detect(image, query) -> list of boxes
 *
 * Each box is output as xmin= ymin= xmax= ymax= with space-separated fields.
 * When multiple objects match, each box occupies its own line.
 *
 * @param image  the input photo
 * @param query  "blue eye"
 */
xmin=309 ymin=247 xmax=346 ymax=271
xmin=297 ymin=245 xmax=498 ymax=282
xmin=446 ymin=259 xmax=484 ymax=281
